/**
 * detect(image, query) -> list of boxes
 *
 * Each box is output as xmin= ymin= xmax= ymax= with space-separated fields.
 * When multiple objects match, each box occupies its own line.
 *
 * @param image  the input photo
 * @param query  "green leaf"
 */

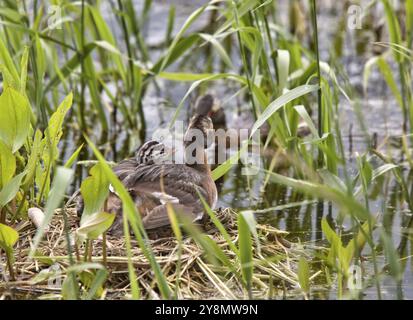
xmin=376 ymin=57 xmax=403 ymax=107
xmin=45 ymin=92 xmax=73 ymax=157
xmin=0 ymin=223 xmax=18 ymax=253
xmin=22 ymin=129 xmax=43 ymax=189
xmin=199 ymin=33 xmax=234 ymax=69
xmin=239 ymin=210 xmax=260 ymax=254
xmin=19 ymin=46 xmax=29 ymax=94
xmin=80 ymin=163 xmax=110 ymax=222
xmin=321 ymin=217 xmax=342 ymax=268
xmin=159 ymin=72 xmax=214 ymax=81
xmin=197 ymin=190 xmax=239 ymax=254
xmin=0 ymin=87 xmax=31 ymax=152
xmin=264 ymin=168 xmax=371 ymax=220
xmin=382 ymin=0 xmax=403 ymax=62
xmin=381 ymin=230 xmax=402 ymax=281
xmin=0 ymin=172 xmax=25 ymax=207
xmin=77 ymin=212 xmax=115 ymax=240
xmin=298 ymin=257 xmax=310 ymax=294
xmin=157 ymin=4 xmax=207 ymax=73
xmin=85 ymin=269 xmax=108 ymax=300
xmin=0 ymin=63 xmax=18 ymax=89
xmin=36 ymin=93 xmax=73 ymax=204
xmin=62 ymin=273 xmax=79 ymax=300
xmin=238 ymin=212 xmax=253 ymax=292
xmin=0 ymin=140 xmax=16 ymax=188
xmin=318 ymin=169 xmax=347 ymax=193
xmin=0 ymin=35 xmax=20 ymax=86
xmin=211 ymin=143 xmax=247 ymax=181
xmin=344 ymin=218 xmax=376 ymax=270
xmin=64 ymin=144 xmax=84 ymax=168
xmin=250 ymin=84 xmax=319 ymax=138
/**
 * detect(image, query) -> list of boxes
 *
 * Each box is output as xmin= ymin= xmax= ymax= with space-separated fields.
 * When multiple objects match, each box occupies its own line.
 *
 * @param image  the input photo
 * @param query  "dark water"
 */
xmin=60 ymin=0 xmax=412 ymax=299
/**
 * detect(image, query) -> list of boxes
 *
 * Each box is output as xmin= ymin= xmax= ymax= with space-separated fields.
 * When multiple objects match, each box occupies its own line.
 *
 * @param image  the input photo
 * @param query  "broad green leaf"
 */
xmin=85 ymin=269 xmax=108 ymax=300
xmin=0 ymin=87 xmax=31 ymax=152
xmin=0 ymin=172 xmax=25 ymax=207
xmin=37 ymin=93 xmax=73 ymax=203
xmin=0 ymin=63 xmax=17 ymax=89
xmin=381 ymin=230 xmax=402 ymax=281
xmin=77 ymin=212 xmax=115 ymax=240
xmin=35 ymin=35 xmax=45 ymax=81
xmin=344 ymin=218 xmax=376 ymax=270
xmin=321 ymin=217 xmax=342 ymax=268
xmin=62 ymin=274 xmax=79 ymax=300
xmin=0 ymin=223 xmax=18 ymax=266
xmin=45 ymin=92 xmax=73 ymax=155
xmin=0 ymin=140 xmax=16 ymax=188
xmin=0 ymin=223 xmax=18 ymax=253
xmin=22 ymin=129 xmax=43 ymax=189
xmin=80 ymin=163 xmax=110 ymax=222
xmin=0 ymin=36 xmax=19 ymax=85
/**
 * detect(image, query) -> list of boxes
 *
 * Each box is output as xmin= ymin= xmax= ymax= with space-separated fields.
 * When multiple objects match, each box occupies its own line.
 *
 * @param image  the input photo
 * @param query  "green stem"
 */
xmin=310 ymin=0 xmax=323 ymax=168
xmin=233 ymin=2 xmax=258 ymax=119
xmin=80 ymin=0 xmax=87 ymax=133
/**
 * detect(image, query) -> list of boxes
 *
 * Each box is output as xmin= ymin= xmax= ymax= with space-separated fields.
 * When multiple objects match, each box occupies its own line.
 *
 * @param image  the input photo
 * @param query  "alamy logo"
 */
xmin=347 ymin=4 xmax=363 ymax=30
xmin=347 ymin=264 xmax=362 ymax=290
xmin=37 ymin=263 xmax=62 ymax=289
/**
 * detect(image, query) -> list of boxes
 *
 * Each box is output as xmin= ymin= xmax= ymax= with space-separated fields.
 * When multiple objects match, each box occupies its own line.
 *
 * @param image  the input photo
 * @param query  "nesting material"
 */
xmin=2 ymin=207 xmax=309 ymax=299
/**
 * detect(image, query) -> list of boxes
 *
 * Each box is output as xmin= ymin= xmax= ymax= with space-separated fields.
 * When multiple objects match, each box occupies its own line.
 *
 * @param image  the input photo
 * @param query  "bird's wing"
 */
xmin=142 ymin=204 xmax=194 ymax=230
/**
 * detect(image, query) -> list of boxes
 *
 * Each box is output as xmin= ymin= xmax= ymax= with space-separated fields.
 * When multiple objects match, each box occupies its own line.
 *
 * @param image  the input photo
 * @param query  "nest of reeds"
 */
xmin=2 ymin=207 xmax=309 ymax=299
